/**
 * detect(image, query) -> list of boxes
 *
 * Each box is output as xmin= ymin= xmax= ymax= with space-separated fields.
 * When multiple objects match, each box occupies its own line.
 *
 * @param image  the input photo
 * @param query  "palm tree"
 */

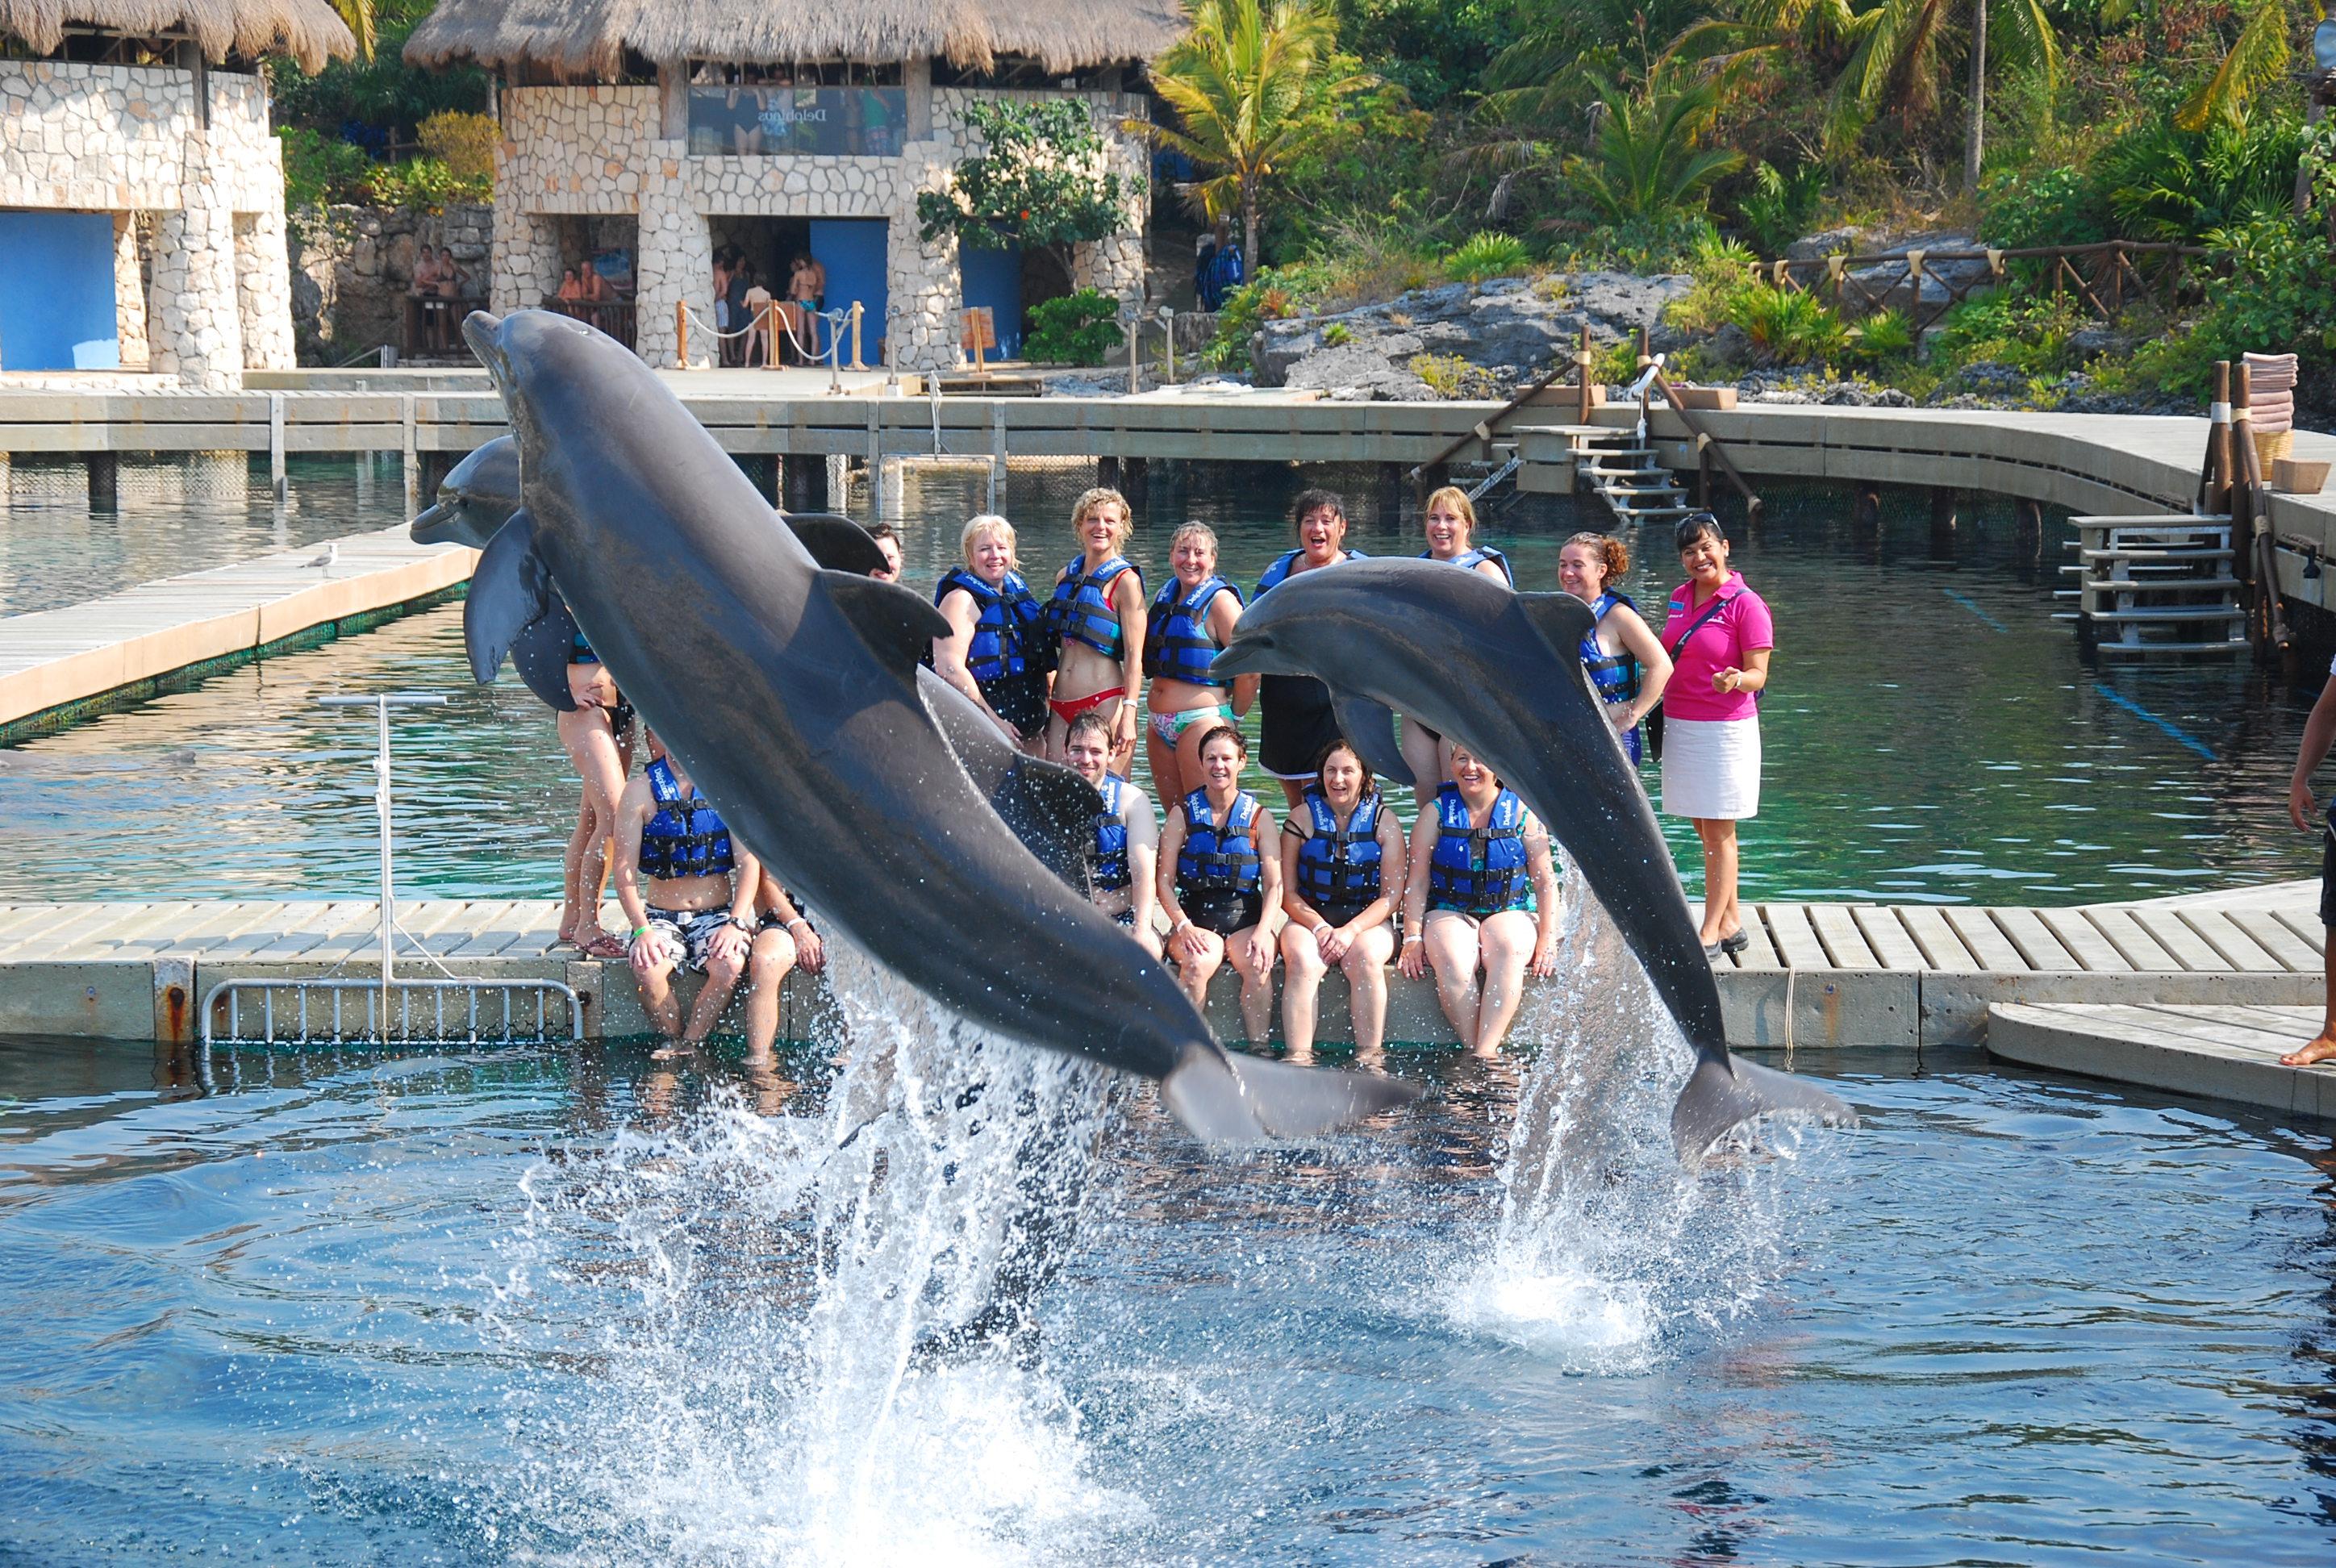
xmin=329 ymin=0 xmax=376 ymax=60
xmin=2171 ymin=0 xmax=2297 ymax=131
xmin=1825 ymin=0 xmax=2059 ymax=186
xmin=1562 ymin=69 xmax=1746 ymax=224
xmin=1143 ymin=0 xmax=1371 ymax=276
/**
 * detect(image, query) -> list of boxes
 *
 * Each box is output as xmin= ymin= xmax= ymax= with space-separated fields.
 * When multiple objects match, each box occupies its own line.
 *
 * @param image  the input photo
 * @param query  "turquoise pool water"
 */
xmin=0 ymin=454 xmax=403 ymax=615
xmin=0 ymin=1026 xmax=2330 ymax=1565
xmin=0 ymin=461 xmax=2320 ymax=905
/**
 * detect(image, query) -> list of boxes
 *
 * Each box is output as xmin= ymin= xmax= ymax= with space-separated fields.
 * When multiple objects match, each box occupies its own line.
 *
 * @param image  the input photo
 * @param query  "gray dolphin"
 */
xmin=457 ymin=307 xmax=1416 ymax=1140
xmin=1209 ymin=557 xmax=1850 ymax=1159
xmin=411 ymin=436 xmax=522 ymax=550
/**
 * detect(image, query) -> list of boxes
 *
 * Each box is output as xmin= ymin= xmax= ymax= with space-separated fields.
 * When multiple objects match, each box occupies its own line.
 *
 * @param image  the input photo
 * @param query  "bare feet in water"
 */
xmin=650 ymin=1040 xmax=698 ymax=1062
xmin=2280 ymin=1032 xmax=2336 ymax=1068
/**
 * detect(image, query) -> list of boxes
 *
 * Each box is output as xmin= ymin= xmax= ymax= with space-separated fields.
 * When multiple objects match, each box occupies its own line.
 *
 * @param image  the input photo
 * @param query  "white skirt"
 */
xmin=1661 ymin=715 xmax=1761 ymax=819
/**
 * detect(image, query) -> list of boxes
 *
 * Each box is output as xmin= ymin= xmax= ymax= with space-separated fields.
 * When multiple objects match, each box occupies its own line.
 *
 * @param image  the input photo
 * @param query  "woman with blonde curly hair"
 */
xmin=1400 ymin=485 xmax=1514 ymax=790
xmin=932 ymin=513 xmax=1054 ymax=748
xmin=1043 ymin=486 xmax=1146 ymax=765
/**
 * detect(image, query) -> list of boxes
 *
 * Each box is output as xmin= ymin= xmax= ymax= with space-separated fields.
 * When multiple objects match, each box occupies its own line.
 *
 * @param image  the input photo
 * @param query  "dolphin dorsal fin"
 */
xmin=1512 ymin=590 xmax=1599 ymax=660
xmin=821 ymin=569 xmax=952 ymax=674
xmin=783 ymin=511 xmax=888 ymax=575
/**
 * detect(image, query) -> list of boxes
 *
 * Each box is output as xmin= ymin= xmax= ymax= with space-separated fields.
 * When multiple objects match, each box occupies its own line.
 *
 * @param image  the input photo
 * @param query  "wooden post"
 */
xmin=2209 ymin=361 xmax=2234 ymax=515
xmin=1124 ymin=456 xmax=1149 ymax=509
xmin=782 ymin=452 xmax=823 ymax=512
xmin=400 ymin=394 xmax=419 ymax=518
xmin=990 ymin=402 xmax=1007 ymax=515
xmin=1380 ymin=461 xmax=1404 ymax=523
xmin=1852 ymin=482 xmax=1882 ymax=530
xmin=86 ymin=452 xmax=117 ymax=512
xmin=268 ymin=392 xmax=286 ymax=502
xmin=1929 ymin=486 xmax=1958 ymax=557
xmin=675 ymin=301 xmax=689 ymax=369
xmin=1099 ymin=454 xmax=1121 ymax=490
xmin=1575 ymin=323 xmax=1593 ymax=424
xmin=849 ymin=302 xmax=866 ymax=370
xmin=1634 ymin=325 xmax=1650 ymax=369
xmin=1697 ymin=437 xmax=1712 ymax=509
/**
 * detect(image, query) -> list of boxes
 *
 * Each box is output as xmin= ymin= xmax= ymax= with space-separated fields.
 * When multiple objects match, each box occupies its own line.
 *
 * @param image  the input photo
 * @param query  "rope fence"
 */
xmin=674 ymin=300 xmax=868 ymax=376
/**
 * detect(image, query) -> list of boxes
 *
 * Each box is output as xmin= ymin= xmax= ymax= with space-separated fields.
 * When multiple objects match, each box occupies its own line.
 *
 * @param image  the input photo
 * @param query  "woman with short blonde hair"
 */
xmin=932 ymin=513 xmax=1054 ymax=747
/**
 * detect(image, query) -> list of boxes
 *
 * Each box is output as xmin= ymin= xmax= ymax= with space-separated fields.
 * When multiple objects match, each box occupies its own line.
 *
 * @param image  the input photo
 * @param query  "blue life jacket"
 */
xmin=1580 ymin=590 xmax=1641 ymax=705
xmin=1048 ymin=555 xmax=1139 ymax=661
xmin=1142 ymin=573 xmax=1241 ymax=686
xmin=936 ymin=566 xmax=1049 ymax=683
xmin=1419 ymin=544 xmax=1514 ymax=585
xmin=1427 ymin=782 xmax=1533 ymax=916
xmin=1294 ymin=788 xmax=1384 ymax=910
xmin=1176 ymin=787 xmax=1264 ymax=898
xmin=1256 ymin=546 xmax=1369 ymax=596
xmin=638 ymin=757 xmax=736 ymax=881
xmin=1093 ymin=774 xmax=1133 ymax=891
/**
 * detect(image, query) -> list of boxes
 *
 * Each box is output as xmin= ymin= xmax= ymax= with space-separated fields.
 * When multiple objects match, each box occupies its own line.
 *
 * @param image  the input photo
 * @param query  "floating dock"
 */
xmin=2 ymin=886 xmax=2329 ymax=1114
xmin=1988 ymin=1002 xmax=2336 ymax=1120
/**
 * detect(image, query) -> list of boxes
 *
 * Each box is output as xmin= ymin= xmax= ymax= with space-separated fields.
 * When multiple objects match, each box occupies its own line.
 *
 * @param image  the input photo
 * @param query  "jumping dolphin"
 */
xmin=1209 ymin=557 xmax=1850 ymax=1158
xmin=411 ymin=437 xmax=523 ymax=550
xmin=457 ymin=307 xmax=1416 ymax=1139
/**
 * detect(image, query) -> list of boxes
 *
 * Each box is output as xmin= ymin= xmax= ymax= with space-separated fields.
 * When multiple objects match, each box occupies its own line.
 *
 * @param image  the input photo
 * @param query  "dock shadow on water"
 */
xmin=484 ymin=943 xmax=1140 ymax=1567
xmin=1442 ymin=854 xmax=1834 ymax=1371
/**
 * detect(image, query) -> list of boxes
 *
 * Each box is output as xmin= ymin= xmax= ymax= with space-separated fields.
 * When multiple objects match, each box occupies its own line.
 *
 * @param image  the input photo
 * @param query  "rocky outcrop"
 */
xmin=288 ymin=201 xmax=492 ymax=361
xmin=1252 ymin=273 xmax=1696 ymax=401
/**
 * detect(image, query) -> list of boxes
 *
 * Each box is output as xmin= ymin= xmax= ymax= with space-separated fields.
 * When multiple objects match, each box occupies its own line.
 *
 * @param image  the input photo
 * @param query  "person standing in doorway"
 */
xmin=1658 ymin=513 xmax=1773 ymax=958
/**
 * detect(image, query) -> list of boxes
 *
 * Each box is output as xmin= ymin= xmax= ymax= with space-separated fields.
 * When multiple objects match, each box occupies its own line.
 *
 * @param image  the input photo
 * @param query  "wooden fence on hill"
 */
xmin=1751 ymin=240 xmax=2222 ymax=331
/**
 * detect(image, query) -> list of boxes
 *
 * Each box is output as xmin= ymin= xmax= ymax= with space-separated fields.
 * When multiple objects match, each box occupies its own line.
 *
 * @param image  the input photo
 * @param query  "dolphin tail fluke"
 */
xmin=1162 ymin=1042 xmax=1421 ymax=1142
xmin=1670 ymin=1046 xmax=1855 ymax=1164
xmin=463 ymin=509 xmax=550 ymax=683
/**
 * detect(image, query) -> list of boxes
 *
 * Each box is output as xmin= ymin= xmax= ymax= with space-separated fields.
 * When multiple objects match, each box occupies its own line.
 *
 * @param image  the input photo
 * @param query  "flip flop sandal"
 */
xmin=579 ymin=932 xmax=628 ymax=960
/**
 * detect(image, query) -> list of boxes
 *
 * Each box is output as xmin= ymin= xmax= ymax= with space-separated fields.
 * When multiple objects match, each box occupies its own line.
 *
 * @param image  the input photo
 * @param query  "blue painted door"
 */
xmin=807 ymin=218 xmax=889 ymax=365
xmin=0 ymin=211 xmax=119 ymax=370
xmin=959 ymin=243 xmax=1024 ymax=360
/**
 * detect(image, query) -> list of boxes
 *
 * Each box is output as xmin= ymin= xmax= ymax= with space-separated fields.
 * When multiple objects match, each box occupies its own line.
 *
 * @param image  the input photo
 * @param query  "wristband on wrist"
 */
xmin=631 ymin=924 xmax=652 ymax=941
xmin=786 ymin=916 xmax=810 ymax=932
xmin=1169 ymin=917 xmax=1191 ymax=936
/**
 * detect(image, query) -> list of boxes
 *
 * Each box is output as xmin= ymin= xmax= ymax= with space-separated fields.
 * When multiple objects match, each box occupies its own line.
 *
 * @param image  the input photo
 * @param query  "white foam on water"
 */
xmin=1438 ymin=855 xmax=1820 ymax=1368
xmin=478 ymin=940 xmax=1145 ymax=1566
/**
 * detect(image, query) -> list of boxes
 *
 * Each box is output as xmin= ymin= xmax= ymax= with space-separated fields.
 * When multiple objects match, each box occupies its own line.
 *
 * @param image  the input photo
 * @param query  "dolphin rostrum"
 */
xmin=457 ymin=307 xmax=1416 ymax=1140
xmin=1209 ymin=557 xmax=1851 ymax=1158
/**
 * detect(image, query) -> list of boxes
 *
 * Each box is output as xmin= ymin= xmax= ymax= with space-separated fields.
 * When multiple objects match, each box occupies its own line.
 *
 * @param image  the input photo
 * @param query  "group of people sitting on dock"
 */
xmin=544 ymin=479 xmax=1779 ymax=1061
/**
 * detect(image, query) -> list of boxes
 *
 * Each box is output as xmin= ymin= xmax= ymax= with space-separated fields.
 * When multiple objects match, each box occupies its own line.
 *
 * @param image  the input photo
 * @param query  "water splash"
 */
xmin=480 ymin=941 xmax=1141 ymax=1566
xmin=1445 ymin=855 xmax=1821 ymax=1369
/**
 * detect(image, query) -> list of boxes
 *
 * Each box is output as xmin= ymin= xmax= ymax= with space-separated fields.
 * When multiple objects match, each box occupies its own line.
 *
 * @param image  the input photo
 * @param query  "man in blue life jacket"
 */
xmin=611 ymin=733 xmax=801 ymax=1061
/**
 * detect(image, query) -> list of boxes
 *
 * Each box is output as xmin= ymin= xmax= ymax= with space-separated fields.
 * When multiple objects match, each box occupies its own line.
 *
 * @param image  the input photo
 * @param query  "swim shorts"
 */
xmin=644 ymin=907 xmax=738 ymax=974
xmin=2321 ymin=814 xmax=2336 ymax=928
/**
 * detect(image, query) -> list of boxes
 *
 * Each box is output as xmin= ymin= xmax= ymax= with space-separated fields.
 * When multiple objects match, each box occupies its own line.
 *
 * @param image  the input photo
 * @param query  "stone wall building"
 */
xmin=404 ymin=2 xmax=1175 ymax=371
xmin=0 ymin=1 xmax=352 ymax=387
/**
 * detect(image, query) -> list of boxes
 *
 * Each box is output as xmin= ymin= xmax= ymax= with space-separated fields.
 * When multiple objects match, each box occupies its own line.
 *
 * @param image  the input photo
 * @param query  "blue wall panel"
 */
xmin=959 ymin=244 xmax=1024 ymax=360
xmin=0 ymin=211 xmax=119 ymax=371
xmin=807 ymin=218 xmax=888 ymax=364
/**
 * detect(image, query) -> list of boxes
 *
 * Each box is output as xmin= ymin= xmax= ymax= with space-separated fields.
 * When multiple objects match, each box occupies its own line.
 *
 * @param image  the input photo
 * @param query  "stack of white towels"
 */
xmin=2244 ymin=351 xmax=2296 ymax=435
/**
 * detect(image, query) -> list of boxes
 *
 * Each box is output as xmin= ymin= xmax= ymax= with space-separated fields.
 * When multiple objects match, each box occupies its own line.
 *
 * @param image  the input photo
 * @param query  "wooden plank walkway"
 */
xmin=1989 ymin=1002 xmax=2336 ymax=1122
xmin=0 ymin=524 xmax=475 ymax=735
xmin=0 ymin=885 xmax=2325 ymax=1066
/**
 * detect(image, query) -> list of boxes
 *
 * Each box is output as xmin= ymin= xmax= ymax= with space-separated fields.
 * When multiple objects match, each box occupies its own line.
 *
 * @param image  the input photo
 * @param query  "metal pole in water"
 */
xmin=318 ymin=694 xmax=445 ymax=1021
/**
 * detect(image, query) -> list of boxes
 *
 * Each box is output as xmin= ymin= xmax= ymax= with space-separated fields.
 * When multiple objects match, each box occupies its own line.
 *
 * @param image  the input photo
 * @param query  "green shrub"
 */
xmin=2126 ymin=211 xmax=2336 ymax=394
xmin=1847 ymin=307 xmax=1916 ymax=365
xmin=1728 ymin=285 xmax=1845 ymax=365
xmin=361 ymin=155 xmax=488 ymax=208
xmin=1979 ymin=163 xmax=2109 ymax=250
xmin=1442 ymin=230 xmax=1533 ymax=282
xmin=1322 ymin=322 xmax=1354 ymax=347
xmin=1025 ymin=289 xmax=1124 ymax=365
xmin=416 ymin=110 xmax=499 ymax=184
xmin=1925 ymin=292 xmax=2085 ymax=376
xmin=1734 ymin=160 xmax=1827 ymax=258
xmin=1664 ymin=229 xmax=1760 ymax=336
xmin=277 ymin=127 xmax=375 ymax=209
xmin=2101 ymin=115 xmax=2303 ymax=244
xmin=1407 ymin=352 xmax=1499 ymax=398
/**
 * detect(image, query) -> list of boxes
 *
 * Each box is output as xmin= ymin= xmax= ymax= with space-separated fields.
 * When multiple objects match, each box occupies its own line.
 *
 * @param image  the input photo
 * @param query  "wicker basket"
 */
xmin=2253 ymin=429 xmax=2294 ymax=471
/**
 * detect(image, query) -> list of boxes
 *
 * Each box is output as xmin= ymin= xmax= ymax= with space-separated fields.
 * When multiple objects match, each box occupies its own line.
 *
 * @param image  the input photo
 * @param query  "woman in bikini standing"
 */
xmin=1043 ymin=486 xmax=1146 ymax=766
xmin=1142 ymin=522 xmax=1254 ymax=803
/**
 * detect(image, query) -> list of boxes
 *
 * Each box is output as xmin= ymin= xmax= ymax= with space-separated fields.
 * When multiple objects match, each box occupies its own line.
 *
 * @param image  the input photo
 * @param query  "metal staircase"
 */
xmin=2056 ymin=515 xmax=2246 ymax=657
xmin=1576 ymin=429 xmax=1693 ymax=524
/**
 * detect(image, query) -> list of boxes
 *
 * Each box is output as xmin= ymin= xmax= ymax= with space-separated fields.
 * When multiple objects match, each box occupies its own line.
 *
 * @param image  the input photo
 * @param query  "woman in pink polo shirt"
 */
xmin=1659 ymin=513 xmax=1774 ymax=957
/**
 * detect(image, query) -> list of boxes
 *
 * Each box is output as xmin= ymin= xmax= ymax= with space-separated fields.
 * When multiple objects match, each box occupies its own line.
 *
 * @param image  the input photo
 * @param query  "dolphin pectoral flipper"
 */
xmin=994 ymin=759 xmax=1105 ymax=888
xmin=1163 ymin=1041 xmax=1422 ymax=1141
xmin=782 ymin=512 xmax=888 ymax=576
xmin=508 ymin=595 xmax=581 ymax=712
xmin=820 ymin=569 xmax=953 ymax=673
xmin=463 ymin=509 xmax=551 ymax=683
xmin=1671 ymin=1046 xmax=1856 ymax=1163
xmin=1329 ymin=690 xmax=1408 ymax=781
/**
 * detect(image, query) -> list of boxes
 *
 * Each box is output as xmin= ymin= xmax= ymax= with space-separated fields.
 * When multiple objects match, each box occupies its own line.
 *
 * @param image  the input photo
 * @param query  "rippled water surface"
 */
xmin=1 ymin=461 xmax=2320 ymax=903
xmin=0 ymin=1029 xmax=2330 ymax=1566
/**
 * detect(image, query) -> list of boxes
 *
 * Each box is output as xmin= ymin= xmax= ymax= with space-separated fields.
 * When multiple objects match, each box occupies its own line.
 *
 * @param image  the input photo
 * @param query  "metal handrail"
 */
xmin=1653 ymin=368 xmax=1762 ymax=518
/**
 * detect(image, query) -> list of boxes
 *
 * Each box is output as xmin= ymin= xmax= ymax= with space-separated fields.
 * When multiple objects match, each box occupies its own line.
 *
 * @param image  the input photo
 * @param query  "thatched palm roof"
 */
xmin=0 ymin=0 xmax=355 ymax=72
xmin=403 ymin=0 xmax=1184 ymax=77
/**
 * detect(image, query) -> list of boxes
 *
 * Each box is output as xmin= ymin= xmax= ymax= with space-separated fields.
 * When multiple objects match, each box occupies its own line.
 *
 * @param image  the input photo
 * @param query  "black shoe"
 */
xmin=1721 ymin=929 xmax=1750 ymax=955
xmin=1702 ymin=940 xmax=1725 ymax=961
